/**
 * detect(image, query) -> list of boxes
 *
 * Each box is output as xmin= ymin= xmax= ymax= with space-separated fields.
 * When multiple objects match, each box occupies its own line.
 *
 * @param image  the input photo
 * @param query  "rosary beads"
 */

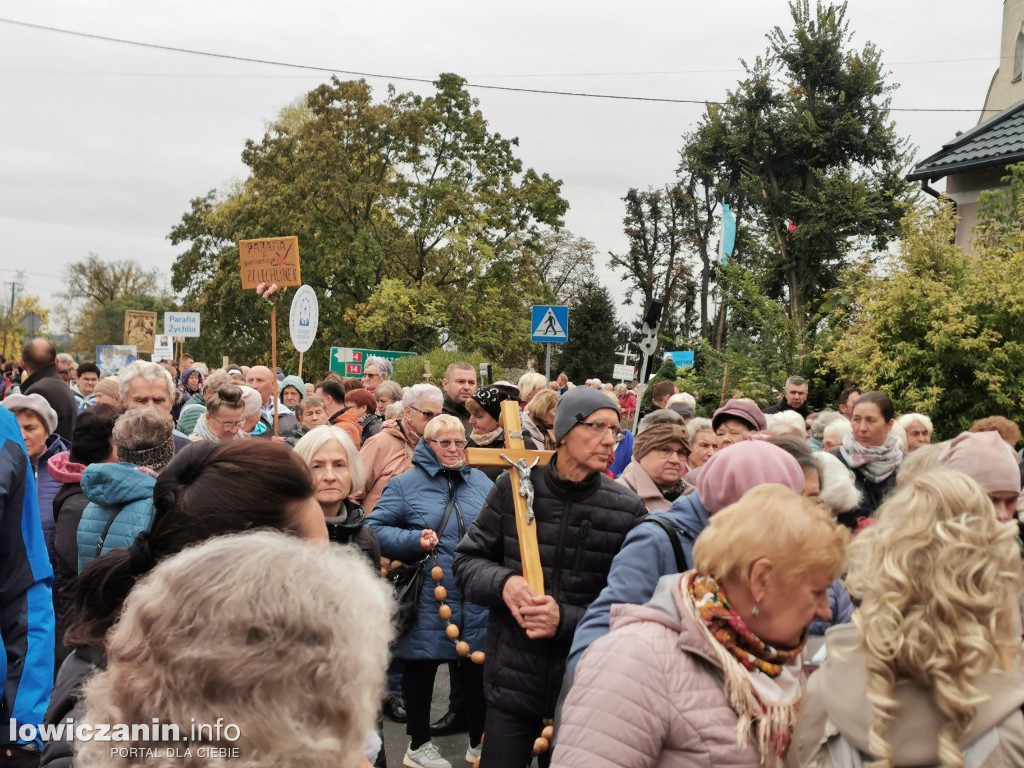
xmin=429 ymin=554 xmax=486 ymax=664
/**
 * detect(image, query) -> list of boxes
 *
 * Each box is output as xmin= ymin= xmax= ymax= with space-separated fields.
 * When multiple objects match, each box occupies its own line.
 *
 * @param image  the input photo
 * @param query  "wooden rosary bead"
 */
xmin=470 ymin=651 xmax=485 ymax=665
xmin=541 ymin=725 xmax=554 ymax=741
xmin=434 ymin=585 xmax=447 ymax=601
xmin=456 ymin=641 xmax=470 ymax=657
xmin=532 ymin=737 xmax=549 ymax=756
xmin=446 ymin=624 xmax=460 ymax=639
xmin=438 ymin=604 xmax=452 ymax=620
xmin=431 ymin=566 xmax=444 ymax=581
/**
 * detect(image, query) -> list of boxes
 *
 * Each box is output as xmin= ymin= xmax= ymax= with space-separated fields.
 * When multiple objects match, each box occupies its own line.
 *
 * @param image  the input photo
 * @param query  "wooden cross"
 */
xmin=466 ymin=399 xmax=553 ymax=595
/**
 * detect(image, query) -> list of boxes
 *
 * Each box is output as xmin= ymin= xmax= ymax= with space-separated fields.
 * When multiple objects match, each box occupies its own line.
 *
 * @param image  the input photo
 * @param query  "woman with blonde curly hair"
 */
xmin=792 ymin=470 xmax=1024 ymax=767
xmin=76 ymin=530 xmax=393 ymax=768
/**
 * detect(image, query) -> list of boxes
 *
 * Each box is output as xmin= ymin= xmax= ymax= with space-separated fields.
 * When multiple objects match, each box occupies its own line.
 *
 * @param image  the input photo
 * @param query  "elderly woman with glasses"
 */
xmin=616 ymin=423 xmax=691 ymax=512
xmin=189 ymin=385 xmax=248 ymax=442
xmin=361 ymin=355 xmax=394 ymax=394
xmin=367 ymin=414 xmax=493 ymax=768
xmin=360 ymin=383 xmax=444 ymax=514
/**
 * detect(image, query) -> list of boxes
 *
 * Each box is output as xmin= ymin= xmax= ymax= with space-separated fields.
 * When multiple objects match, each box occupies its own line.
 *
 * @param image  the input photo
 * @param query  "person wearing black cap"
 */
xmin=454 ymin=386 xmax=647 ymax=768
xmin=465 ymin=384 xmax=537 ymax=481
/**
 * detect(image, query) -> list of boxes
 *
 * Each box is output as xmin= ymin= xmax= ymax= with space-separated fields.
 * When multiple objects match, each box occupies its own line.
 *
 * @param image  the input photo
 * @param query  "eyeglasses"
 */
xmin=211 ymin=415 xmax=245 ymax=430
xmin=651 ymin=447 xmax=687 ymax=460
xmin=429 ymin=439 xmax=468 ymax=449
xmin=410 ymin=406 xmax=440 ymax=420
xmin=362 ymin=372 xmax=381 ymax=380
xmin=577 ymin=420 xmax=626 ymax=442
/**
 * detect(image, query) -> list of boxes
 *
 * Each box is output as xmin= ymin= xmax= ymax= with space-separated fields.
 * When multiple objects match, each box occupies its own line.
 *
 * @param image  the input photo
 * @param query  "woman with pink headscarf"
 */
xmin=568 ymin=439 xmax=806 ymax=675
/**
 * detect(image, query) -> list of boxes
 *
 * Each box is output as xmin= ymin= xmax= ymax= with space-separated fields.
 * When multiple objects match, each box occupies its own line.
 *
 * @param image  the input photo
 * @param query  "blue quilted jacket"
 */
xmin=367 ymin=438 xmax=492 ymax=660
xmin=76 ymin=463 xmax=156 ymax=572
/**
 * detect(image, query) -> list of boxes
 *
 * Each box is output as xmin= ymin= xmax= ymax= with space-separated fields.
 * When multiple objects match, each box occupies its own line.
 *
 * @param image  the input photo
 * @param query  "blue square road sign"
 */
xmin=531 ymin=305 xmax=569 ymax=343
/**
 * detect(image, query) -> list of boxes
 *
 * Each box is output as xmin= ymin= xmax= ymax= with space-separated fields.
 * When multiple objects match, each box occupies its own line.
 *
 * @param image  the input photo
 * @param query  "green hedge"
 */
xmin=393 ymin=350 xmax=505 ymax=388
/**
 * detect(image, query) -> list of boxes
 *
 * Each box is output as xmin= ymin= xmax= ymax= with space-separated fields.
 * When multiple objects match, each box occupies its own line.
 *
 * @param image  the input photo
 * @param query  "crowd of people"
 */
xmin=3 ymin=338 xmax=1024 ymax=768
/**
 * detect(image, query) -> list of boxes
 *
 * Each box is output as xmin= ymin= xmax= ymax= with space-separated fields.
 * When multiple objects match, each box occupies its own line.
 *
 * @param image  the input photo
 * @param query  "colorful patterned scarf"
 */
xmin=681 ymin=572 xmax=804 ymax=768
xmin=689 ymin=573 xmax=804 ymax=679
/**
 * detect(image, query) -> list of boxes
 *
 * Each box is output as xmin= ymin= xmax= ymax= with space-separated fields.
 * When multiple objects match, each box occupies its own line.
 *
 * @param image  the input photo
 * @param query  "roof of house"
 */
xmin=907 ymin=99 xmax=1024 ymax=182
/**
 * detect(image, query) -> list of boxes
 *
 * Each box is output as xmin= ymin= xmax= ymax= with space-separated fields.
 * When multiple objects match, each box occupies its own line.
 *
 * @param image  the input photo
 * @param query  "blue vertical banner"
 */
xmin=720 ymin=202 xmax=736 ymax=264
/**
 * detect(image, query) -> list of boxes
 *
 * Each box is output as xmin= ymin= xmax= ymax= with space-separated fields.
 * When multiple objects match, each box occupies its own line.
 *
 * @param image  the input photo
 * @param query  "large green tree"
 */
xmin=822 ymin=196 xmax=1024 ymax=437
xmin=169 ymin=75 xmax=566 ymax=370
xmin=685 ymin=0 xmax=911 ymax=334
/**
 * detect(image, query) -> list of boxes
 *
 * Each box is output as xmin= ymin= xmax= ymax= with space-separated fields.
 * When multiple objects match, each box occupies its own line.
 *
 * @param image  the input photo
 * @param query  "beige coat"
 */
xmin=358 ymin=419 xmax=417 ymax=513
xmin=791 ymin=623 xmax=1024 ymax=767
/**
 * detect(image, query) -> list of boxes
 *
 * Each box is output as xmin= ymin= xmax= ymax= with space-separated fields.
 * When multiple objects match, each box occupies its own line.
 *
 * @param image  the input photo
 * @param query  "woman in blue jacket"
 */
xmin=368 ymin=414 xmax=492 ymax=768
xmin=77 ymin=409 xmax=175 ymax=571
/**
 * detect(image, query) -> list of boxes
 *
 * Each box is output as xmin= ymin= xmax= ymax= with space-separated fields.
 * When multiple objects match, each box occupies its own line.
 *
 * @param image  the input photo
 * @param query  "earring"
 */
xmin=751 ymin=604 xmax=760 ymax=617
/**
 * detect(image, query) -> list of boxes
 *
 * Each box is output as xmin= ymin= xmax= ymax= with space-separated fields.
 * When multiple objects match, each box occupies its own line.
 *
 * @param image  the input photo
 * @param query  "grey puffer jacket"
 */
xmin=453 ymin=454 xmax=646 ymax=718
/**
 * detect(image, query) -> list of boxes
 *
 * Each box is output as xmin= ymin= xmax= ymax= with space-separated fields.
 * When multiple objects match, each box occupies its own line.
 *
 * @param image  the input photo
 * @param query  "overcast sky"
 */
xmin=0 ymin=1 xmax=1005 ymax=334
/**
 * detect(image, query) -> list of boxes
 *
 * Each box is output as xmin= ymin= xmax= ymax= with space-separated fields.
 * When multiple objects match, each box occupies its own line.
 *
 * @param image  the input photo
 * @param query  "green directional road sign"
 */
xmin=329 ymin=347 xmax=416 ymax=378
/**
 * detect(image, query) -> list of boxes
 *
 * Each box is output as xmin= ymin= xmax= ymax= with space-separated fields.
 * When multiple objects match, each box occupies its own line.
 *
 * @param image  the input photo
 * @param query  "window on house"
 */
xmin=1015 ymin=27 xmax=1024 ymax=82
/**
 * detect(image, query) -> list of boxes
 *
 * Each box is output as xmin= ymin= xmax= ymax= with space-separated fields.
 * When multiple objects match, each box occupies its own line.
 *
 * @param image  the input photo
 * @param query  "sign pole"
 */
xmin=298 ymin=351 xmax=304 ymax=379
xmin=271 ymin=304 xmax=279 ymax=438
xmin=632 ymin=349 xmax=652 ymax=434
xmin=544 ymin=343 xmax=551 ymax=381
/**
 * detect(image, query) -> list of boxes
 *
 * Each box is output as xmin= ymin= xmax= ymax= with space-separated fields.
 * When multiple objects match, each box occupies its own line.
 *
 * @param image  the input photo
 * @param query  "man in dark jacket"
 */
xmin=20 ymin=338 xmax=76 ymax=442
xmin=441 ymin=362 xmax=476 ymax=436
xmin=454 ymin=387 xmax=646 ymax=768
xmin=764 ymin=374 xmax=810 ymax=417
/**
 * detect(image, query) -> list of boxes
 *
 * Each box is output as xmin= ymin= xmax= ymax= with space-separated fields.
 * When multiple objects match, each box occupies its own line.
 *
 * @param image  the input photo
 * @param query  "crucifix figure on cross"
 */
xmin=466 ymin=400 xmax=553 ymax=594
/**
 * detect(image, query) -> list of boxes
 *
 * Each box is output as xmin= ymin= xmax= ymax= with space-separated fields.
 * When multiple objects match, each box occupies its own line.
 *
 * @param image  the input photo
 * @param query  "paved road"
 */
xmin=381 ymin=667 xmax=473 ymax=767
xmin=379 ymin=667 xmax=543 ymax=767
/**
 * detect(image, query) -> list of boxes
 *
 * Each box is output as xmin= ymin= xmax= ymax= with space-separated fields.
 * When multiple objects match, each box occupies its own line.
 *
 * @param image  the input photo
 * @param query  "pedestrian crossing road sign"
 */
xmin=531 ymin=305 xmax=569 ymax=343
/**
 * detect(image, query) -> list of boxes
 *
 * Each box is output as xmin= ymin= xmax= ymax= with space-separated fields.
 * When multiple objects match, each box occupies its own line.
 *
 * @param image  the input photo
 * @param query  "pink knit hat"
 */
xmin=697 ymin=439 xmax=805 ymax=513
xmin=940 ymin=431 xmax=1021 ymax=496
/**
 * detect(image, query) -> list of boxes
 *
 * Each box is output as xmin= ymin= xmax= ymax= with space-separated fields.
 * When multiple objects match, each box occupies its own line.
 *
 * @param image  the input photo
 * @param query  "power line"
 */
xmin=0 ymin=16 xmax=1001 ymax=113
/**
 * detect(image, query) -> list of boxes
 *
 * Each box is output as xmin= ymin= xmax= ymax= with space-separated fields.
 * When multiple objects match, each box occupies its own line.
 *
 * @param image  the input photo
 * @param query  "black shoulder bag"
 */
xmin=639 ymin=515 xmax=694 ymax=573
xmin=388 ymin=494 xmax=458 ymax=636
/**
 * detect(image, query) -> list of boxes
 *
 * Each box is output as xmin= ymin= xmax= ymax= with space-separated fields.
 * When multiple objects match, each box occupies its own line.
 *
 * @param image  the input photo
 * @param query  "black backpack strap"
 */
xmin=639 ymin=515 xmax=691 ymax=573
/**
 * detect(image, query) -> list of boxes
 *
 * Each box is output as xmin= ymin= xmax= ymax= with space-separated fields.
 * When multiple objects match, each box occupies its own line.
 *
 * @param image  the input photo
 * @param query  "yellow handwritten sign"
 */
xmin=238 ymin=236 xmax=301 ymax=290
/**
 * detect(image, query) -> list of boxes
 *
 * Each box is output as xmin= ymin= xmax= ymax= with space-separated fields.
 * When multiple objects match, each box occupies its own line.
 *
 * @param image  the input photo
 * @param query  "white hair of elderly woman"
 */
xmin=896 ymin=412 xmax=934 ymax=435
xmin=667 ymin=392 xmax=697 ymax=409
xmin=402 ymin=383 xmax=443 ymax=409
xmin=686 ymin=417 xmax=713 ymax=443
xmin=364 ymin=356 xmax=394 ymax=379
xmin=76 ymin=530 xmax=394 ymax=768
xmin=766 ymin=410 xmax=806 ymax=439
xmin=292 ymin=425 xmax=367 ymax=498
xmin=813 ymin=451 xmax=862 ymax=515
xmin=822 ymin=417 xmax=853 ymax=443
